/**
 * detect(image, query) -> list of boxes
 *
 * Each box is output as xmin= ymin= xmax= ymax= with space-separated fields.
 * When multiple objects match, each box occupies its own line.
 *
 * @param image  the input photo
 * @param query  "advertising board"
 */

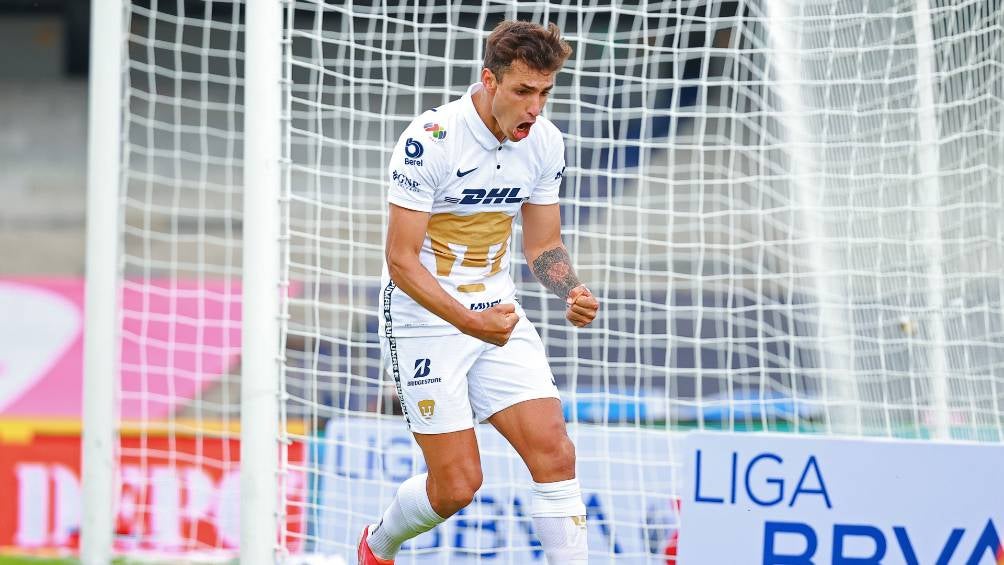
xmin=314 ymin=418 xmax=682 ymax=564
xmin=0 ymin=432 xmax=306 ymax=554
xmin=676 ymin=432 xmax=1004 ymax=564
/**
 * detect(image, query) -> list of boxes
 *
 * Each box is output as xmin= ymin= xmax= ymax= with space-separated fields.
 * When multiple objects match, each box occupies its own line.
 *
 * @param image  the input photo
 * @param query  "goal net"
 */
xmin=97 ymin=0 xmax=1003 ymax=561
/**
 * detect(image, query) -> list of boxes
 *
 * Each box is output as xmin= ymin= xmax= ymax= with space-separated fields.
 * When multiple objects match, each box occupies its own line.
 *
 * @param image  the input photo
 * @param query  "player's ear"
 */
xmin=482 ymin=68 xmax=497 ymax=93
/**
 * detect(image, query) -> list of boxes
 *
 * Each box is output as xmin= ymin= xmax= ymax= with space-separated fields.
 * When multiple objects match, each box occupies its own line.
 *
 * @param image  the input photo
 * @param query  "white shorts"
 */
xmin=380 ymin=316 xmax=559 ymax=434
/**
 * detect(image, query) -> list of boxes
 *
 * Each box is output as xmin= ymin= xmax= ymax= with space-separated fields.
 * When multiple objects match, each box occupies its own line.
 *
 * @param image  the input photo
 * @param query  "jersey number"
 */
xmin=427 ymin=212 xmax=513 ymax=282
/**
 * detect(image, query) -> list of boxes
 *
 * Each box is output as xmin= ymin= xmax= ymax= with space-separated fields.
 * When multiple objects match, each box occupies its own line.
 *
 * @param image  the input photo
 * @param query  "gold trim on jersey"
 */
xmin=428 ymin=212 xmax=513 ymax=280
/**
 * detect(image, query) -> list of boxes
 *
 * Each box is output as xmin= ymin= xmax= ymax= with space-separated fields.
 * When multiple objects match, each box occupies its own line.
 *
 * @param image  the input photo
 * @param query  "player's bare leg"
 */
xmin=411 ymin=428 xmax=484 ymax=517
xmin=361 ymin=428 xmax=482 ymax=563
xmin=490 ymin=398 xmax=588 ymax=564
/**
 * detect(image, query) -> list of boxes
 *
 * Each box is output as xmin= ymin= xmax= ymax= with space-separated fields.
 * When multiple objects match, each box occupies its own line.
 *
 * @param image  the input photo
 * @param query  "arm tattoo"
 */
xmin=531 ymin=246 xmax=582 ymax=300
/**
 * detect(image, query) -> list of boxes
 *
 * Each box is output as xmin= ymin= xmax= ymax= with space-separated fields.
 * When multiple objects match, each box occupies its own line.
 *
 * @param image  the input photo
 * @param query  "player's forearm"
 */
xmin=529 ymin=245 xmax=583 ymax=299
xmin=387 ymin=256 xmax=475 ymax=331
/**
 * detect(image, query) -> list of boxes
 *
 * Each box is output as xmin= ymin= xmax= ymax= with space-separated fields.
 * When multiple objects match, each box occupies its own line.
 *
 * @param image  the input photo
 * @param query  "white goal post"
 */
xmin=83 ymin=0 xmax=1003 ymax=562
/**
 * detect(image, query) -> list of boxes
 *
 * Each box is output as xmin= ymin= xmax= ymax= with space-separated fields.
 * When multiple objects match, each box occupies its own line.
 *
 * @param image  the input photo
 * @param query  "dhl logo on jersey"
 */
xmin=445 ymin=187 xmax=526 ymax=205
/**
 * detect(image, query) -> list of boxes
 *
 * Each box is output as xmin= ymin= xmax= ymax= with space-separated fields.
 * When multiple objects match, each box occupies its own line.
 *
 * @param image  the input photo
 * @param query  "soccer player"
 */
xmin=359 ymin=20 xmax=599 ymax=565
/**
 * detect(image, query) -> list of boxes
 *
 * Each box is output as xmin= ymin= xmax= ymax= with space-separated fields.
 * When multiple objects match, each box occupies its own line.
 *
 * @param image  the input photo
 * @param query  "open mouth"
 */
xmin=513 ymin=121 xmax=533 ymax=140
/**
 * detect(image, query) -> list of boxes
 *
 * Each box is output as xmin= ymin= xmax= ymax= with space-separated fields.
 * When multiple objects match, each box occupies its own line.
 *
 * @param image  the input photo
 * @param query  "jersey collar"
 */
xmin=462 ymin=83 xmax=505 ymax=151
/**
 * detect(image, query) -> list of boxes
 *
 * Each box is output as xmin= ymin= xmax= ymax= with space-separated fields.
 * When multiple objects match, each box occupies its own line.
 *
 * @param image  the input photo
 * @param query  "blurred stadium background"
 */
xmin=1 ymin=0 xmax=1002 ymax=563
xmin=0 ymin=1 xmax=89 ymax=276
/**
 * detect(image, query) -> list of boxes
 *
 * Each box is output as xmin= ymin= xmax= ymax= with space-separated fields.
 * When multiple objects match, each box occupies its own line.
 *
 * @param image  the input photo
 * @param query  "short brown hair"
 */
xmin=484 ymin=21 xmax=572 ymax=80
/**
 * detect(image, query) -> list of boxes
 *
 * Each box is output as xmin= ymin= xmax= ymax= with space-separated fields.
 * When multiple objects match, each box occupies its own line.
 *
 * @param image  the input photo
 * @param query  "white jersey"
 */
xmin=381 ymin=83 xmax=566 ymax=337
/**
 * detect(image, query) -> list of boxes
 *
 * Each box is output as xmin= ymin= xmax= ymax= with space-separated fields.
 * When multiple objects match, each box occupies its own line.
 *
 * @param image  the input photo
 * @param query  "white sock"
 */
xmin=366 ymin=473 xmax=445 ymax=560
xmin=530 ymin=478 xmax=589 ymax=564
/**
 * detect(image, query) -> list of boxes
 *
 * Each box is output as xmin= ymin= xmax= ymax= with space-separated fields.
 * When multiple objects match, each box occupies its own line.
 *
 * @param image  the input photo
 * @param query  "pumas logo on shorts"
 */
xmin=418 ymin=399 xmax=436 ymax=418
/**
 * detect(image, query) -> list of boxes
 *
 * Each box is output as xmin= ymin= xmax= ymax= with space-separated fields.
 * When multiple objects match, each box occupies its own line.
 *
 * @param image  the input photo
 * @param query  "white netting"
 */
xmin=108 ymin=0 xmax=1003 ymax=561
xmin=118 ymin=0 xmax=248 ymax=553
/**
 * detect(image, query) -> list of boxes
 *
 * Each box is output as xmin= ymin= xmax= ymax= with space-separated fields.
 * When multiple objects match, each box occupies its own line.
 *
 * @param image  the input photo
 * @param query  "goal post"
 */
xmin=240 ymin=0 xmax=283 ymax=563
xmin=763 ymin=0 xmax=861 ymax=436
xmin=911 ymin=0 xmax=951 ymax=440
xmin=81 ymin=0 xmax=125 ymax=562
xmin=81 ymin=0 xmax=1004 ymax=562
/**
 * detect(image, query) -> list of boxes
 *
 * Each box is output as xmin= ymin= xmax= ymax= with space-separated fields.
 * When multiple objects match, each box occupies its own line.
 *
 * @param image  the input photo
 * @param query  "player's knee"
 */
xmin=446 ymin=479 xmax=480 ymax=510
xmin=430 ymin=466 xmax=483 ymax=515
xmin=544 ymin=418 xmax=576 ymax=463
xmin=532 ymin=433 xmax=576 ymax=480
xmin=550 ymin=435 xmax=577 ymax=477
xmin=437 ymin=480 xmax=481 ymax=515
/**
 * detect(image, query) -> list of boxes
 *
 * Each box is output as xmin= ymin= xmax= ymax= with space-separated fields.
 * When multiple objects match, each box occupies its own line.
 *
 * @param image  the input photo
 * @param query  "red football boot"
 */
xmin=357 ymin=525 xmax=394 ymax=565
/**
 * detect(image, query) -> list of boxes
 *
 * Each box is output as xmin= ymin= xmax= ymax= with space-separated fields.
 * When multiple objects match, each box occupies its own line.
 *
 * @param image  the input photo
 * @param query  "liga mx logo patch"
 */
xmin=424 ymin=122 xmax=447 ymax=140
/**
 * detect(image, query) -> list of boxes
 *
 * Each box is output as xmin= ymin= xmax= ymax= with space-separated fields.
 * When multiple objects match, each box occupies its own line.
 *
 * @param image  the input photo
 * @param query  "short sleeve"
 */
xmin=528 ymin=130 xmax=565 ymax=205
xmin=387 ymin=121 xmax=446 ymax=212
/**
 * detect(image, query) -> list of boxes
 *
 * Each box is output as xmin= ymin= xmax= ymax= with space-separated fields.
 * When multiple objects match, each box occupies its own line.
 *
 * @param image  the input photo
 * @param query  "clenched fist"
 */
xmin=565 ymin=285 xmax=598 ymax=327
xmin=464 ymin=302 xmax=520 ymax=346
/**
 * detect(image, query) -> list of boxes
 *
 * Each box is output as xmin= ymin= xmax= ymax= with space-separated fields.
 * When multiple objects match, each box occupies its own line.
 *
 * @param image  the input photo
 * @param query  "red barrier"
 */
xmin=0 ymin=430 xmax=305 ymax=555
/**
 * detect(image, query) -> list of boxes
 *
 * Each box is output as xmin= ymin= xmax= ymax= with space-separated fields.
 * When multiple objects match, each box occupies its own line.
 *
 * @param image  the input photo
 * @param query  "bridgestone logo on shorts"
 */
xmin=407 ymin=377 xmax=442 ymax=387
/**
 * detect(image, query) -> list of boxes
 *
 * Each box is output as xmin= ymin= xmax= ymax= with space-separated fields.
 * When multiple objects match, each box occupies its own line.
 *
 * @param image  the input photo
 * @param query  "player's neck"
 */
xmin=472 ymin=88 xmax=506 ymax=143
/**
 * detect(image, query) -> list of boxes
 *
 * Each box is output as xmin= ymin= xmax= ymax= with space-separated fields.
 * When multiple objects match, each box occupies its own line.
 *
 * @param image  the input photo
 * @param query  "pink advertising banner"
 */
xmin=0 ymin=278 xmax=244 ymax=420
